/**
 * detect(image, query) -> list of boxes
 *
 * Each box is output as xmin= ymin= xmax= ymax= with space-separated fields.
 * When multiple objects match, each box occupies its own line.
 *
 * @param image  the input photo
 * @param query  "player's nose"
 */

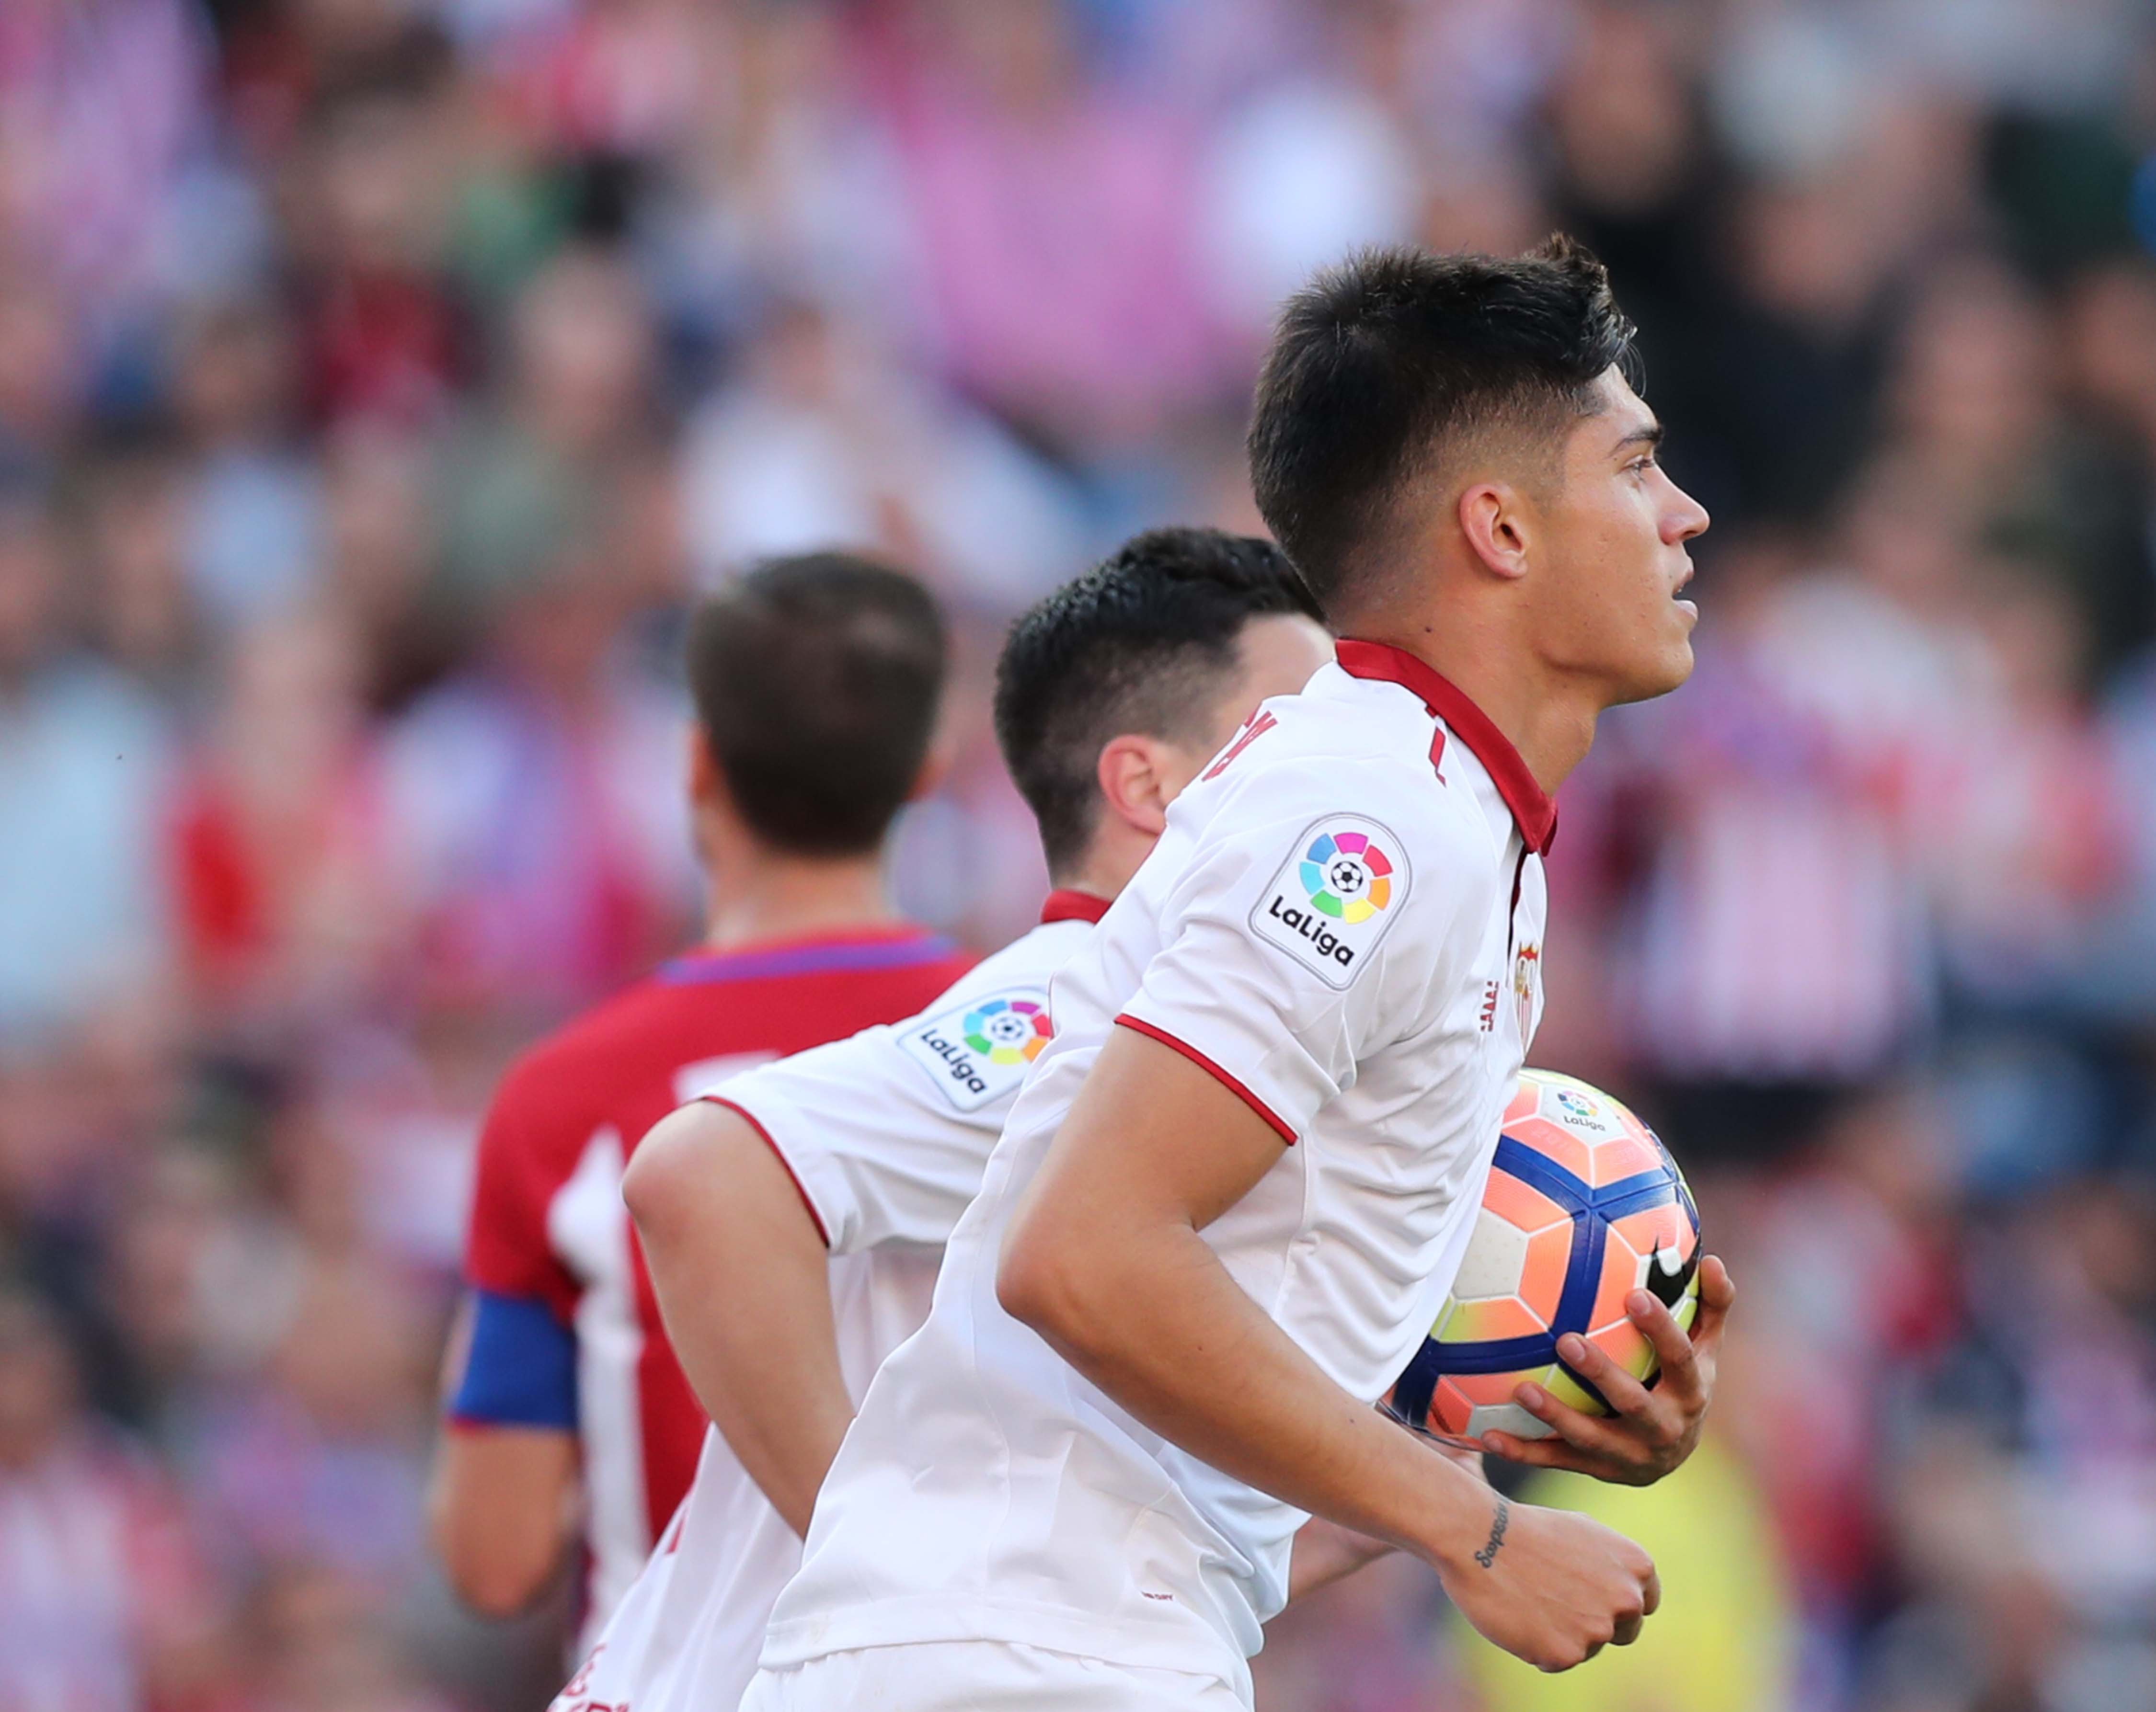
xmin=1662 ymin=477 xmax=1709 ymax=544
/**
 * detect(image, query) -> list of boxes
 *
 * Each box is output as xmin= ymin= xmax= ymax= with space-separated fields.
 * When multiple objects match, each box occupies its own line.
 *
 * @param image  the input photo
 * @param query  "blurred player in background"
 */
xmin=738 ymin=240 xmax=1728 ymax=1712
xmin=427 ymin=555 xmax=974 ymax=1644
xmin=547 ymin=528 xmax=1332 ymax=1712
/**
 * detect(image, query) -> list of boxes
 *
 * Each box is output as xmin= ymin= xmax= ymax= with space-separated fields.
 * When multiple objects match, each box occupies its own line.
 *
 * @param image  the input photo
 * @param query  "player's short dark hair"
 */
xmin=687 ymin=553 xmax=945 ymax=856
xmin=1248 ymin=235 xmax=1637 ymax=617
xmin=994 ymin=528 xmax=1323 ymax=878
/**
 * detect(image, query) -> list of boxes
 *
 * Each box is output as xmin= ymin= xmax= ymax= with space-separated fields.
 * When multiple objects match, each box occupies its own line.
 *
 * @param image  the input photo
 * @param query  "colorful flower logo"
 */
xmin=963 ymin=998 xmax=1053 ymax=1066
xmin=1299 ymin=830 xmax=1393 ymax=924
xmin=1555 ymin=1088 xmax=1598 ymax=1121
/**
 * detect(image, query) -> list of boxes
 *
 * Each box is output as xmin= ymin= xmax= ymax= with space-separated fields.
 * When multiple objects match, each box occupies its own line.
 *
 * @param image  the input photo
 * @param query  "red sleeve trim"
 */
xmin=1114 ymin=1016 xmax=1297 ymax=1145
xmin=700 ymin=1096 xmax=832 ymax=1248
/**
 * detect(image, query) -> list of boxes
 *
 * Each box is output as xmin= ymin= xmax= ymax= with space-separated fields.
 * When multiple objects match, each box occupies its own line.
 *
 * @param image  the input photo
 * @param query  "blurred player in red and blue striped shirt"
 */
xmin=426 ymin=554 xmax=973 ymax=1646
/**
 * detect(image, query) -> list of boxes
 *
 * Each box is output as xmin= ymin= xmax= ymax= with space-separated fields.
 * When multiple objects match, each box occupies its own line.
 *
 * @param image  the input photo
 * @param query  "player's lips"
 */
xmin=1672 ymin=559 xmax=1697 ymax=618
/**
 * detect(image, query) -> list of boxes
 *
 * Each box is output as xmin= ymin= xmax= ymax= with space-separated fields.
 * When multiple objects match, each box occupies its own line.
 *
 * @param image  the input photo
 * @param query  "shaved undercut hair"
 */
xmin=1248 ymin=235 xmax=1638 ymax=618
xmin=994 ymin=528 xmax=1322 ymax=878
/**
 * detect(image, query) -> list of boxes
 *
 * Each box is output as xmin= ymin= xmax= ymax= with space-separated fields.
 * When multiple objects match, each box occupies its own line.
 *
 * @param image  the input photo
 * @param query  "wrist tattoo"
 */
xmin=1474 ymin=1498 xmax=1510 ymax=1569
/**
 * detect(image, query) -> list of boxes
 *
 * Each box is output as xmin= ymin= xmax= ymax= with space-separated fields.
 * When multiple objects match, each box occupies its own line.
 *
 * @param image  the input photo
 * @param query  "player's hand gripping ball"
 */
xmin=1385 ymin=1070 xmax=1700 ymax=1448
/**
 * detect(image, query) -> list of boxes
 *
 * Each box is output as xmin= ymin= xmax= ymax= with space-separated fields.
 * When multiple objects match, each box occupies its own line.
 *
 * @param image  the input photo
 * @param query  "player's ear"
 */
xmin=1458 ymin=481 xmax=1533 ymax=583
xmin=1095 ymin=733 xmax=1173 ymax=840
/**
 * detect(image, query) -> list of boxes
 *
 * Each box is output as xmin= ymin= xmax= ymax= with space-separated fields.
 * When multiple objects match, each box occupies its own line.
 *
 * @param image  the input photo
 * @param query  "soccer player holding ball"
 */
xmin=737 ymin=239 xmax=1733 ymax=1712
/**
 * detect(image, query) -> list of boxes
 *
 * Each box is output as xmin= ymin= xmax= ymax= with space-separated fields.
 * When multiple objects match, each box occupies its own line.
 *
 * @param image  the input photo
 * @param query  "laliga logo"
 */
xmin=1299 ymin=829 xmax=1393 ymax=924
xmin=963 ymin=998 xmax=1052 ymax=1066
xmin=1265 ymin=828 xmax=1397 ymax=971
xmin=904 ymin=993 xmax=1052 ymax=1108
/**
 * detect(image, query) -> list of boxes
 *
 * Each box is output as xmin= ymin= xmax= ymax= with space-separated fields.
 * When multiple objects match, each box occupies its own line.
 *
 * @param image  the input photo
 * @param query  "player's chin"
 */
xmin=1659 ymin=605 xmax=1698 ymax=677
xmin=1608 ymin=636 xmax=1694 ymax=706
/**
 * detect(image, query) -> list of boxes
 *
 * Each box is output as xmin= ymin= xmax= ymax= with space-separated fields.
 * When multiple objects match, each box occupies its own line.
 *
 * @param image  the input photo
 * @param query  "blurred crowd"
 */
xmin=3 ymin=0 xmax=2156 ymax=1709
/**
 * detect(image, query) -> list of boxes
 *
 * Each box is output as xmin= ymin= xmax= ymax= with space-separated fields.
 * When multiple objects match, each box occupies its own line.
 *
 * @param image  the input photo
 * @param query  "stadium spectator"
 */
xmin=172 ymin=293 xmax=324 ymax=632
xmin=0 ymin=494 xmax=176 ymax=1036
xmin=0 ymin=1286 xmax=221 ymax=1712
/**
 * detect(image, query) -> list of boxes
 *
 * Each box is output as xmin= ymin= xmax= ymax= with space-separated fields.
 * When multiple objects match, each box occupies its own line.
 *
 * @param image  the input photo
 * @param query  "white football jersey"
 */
xmin=548 ymin=896 xmax=1109 ymax=1712
xmin=758 ymin=643 xmax=1554 ymax=1701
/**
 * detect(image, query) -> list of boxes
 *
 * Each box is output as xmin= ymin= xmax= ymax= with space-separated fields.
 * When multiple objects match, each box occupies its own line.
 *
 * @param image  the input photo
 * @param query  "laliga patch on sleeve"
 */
xmin=895 ymin=989 xmax=1055 ymax=1111
xmin=1250 ymin=816 xmax=1411 ymax=989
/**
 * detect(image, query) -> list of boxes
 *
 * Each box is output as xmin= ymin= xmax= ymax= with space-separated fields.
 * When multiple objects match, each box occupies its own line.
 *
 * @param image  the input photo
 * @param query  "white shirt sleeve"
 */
xmin=711 ymin=959 xmax=1061 ymax=1254
xmin=1118 ymin=759 xmax=1482 ymax=1142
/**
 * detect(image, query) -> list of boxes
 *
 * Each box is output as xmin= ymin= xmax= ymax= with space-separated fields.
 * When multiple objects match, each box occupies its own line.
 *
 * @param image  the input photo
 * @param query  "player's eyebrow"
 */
xmin=1613 ymin=420 xmax=1665 ymax=455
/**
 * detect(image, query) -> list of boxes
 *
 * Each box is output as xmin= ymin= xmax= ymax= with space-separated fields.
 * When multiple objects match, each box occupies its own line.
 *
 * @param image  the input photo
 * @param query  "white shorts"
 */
xmin=738 ymin=1641 xmax=1249 ymax=1712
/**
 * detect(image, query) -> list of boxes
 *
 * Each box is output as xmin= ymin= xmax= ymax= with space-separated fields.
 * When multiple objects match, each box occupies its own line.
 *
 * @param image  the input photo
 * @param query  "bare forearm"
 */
xmin=1285 ymin=1439 xmax=1486 ymax=1601
xmin=1000 ymin=1031 xmax=1493 ymax=1573
xmin=428 ymin=1427 xmax=578 ymax=1616
xmin=1015 ymin=1220 xmax=1490 ymax=1573
xmin=1000 ymin=1032 xmax=1662 ymax=1673
xmin=628 ymin=1109 xmax=853 ymax=1537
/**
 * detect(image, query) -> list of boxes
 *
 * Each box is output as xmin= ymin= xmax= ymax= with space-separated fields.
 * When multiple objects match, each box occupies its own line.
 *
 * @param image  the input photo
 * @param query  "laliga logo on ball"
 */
xmin=1298 ymin=830 xmax=1393 ymax=924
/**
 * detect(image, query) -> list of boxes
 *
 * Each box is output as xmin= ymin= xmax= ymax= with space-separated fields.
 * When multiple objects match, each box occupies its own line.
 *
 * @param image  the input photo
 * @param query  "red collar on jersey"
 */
xmin=1039 ymin=889 xmax=1112 ymax=925
xmin=1334 ymin=639 xmax=1559 ymax=856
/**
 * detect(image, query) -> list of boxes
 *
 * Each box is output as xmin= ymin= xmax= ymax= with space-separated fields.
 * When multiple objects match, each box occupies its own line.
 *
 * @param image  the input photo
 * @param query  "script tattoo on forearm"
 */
xmin=1473 ymin=1497 xmax=1510 ymax=1569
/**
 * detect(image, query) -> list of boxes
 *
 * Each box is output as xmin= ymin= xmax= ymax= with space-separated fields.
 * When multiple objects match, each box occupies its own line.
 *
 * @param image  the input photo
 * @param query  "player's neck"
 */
xmin=1347 ymin=620 xmax=1603 ymax=796
xmin=697 ymin=850 xmax=898 ymax=951
xmin=1053 ymin=827 xmax=1149 ymax=908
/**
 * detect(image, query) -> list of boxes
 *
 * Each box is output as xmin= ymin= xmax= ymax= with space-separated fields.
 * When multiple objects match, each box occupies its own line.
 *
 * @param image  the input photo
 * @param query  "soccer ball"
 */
xmin=1385 ymin=1069 xmax=1700 ymax=1447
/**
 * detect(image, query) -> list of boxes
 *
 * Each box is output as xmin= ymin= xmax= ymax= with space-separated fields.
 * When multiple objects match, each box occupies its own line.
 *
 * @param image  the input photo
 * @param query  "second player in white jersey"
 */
xmin=550 ymin=898 xmax=1102 ymax=1712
